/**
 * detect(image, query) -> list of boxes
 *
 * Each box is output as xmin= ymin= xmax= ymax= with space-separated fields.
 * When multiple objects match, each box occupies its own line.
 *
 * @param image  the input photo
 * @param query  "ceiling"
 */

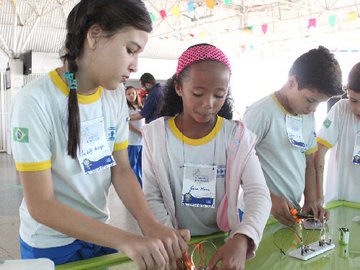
xmin=0 ymin=0 xmax=359 ymax=60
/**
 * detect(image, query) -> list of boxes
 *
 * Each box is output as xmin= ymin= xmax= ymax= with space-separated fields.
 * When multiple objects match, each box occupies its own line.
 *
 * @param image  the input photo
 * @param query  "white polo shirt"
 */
xmin=10 ymin=70 xmax=129 ymax=248
xmin=243 ymin=94 xmax=317 ymax=208
xmin=317 ymin=99 xmax=360 ymax=203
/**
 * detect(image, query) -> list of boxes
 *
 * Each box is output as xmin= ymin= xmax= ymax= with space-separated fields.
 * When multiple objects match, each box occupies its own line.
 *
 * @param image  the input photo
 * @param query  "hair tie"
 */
xmin=64 ymin=72 xmax=78 ymax=91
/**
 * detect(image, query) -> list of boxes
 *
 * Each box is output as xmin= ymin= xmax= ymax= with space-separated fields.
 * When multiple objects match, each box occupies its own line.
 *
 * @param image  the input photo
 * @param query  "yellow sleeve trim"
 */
xmin=15 ymin=160 xmax=51 ymax=172
xmin=305 ymin=146 xmax=318 ymax=155
xmin=114 ymin=140 xmax=128 ymax=152
xmin=316 ymin=137 xmax=333 ymax=149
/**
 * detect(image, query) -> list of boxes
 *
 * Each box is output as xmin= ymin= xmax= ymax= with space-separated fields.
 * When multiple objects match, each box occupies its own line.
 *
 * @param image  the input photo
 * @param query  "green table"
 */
xmin=57 ymin=201 xmax=360 ymax=270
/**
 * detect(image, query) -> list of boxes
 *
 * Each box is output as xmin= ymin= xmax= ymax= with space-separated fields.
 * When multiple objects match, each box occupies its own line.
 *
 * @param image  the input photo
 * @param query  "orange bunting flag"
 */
xmin=206 ymin=0 xmax=215 ymax=9
xmin=348 ymin=11 xmax=357 ymax=22
xmin=160 ymin=9 xmax=167 ymax=20
xmin=171 ymin=5 xmax=180 ymax=16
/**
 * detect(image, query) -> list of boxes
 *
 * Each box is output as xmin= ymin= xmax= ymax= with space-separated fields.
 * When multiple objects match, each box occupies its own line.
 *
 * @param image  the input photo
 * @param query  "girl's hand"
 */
xmin=120 ymin=233 xmax=169 ymax=270
xmin=206 ymin=234 xmax=249 ymax=270
xmin=271 ymin=193 xmax=296 ymax=225
xmin=143 ymin=223 xmax=190 ymax=269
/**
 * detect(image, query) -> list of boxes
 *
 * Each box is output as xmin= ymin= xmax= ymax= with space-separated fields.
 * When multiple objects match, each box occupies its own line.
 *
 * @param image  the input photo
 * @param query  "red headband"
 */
xmin=176 ymin=44 xmax=231 ymax=78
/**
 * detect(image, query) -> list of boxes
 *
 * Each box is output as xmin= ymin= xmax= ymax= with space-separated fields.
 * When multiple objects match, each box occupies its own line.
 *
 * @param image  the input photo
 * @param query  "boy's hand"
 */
xmin=302 ymin=201 xmax=329 ymax=221
xmin=270 ymin=193 xmax=296 ymax=225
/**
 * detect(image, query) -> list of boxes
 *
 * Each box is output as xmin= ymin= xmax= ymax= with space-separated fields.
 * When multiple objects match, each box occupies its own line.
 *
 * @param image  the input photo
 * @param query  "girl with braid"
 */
xmin=142 ymin=43 xmax=271 ymax=270
xmin=10 ymin=0 xmax=189 ymax=268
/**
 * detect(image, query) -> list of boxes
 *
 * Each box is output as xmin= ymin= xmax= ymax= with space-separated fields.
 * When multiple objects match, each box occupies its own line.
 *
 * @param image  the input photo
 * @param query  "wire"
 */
xmin=190 ymin=240 xmax=217 ymax=269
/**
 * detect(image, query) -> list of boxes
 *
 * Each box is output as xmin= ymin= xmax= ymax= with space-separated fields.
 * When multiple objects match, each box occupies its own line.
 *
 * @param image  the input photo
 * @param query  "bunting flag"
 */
xmin=329 ymin=15 xmax=336 ymax=26
xmin=149 ymin=12 xmax=156 ymax=22
xmin=171 ymin=5 xmax=180 ymax=16
xmin=308 ymin=18 xmax=316 ymax=28
xmin=188 ymin=1 xmax=194 ymax=12
xmin=348 ymin=11 xmax=357 ymax=22
xmin=206 ymin=0 xmax=215 ymax=9
xmin=199 ymin=32 xmax=207 ymax=38
xmin=261 ymin=24 xmax=268 ymax=34
xmin=160 ymin=9 xmax=167 ymax=20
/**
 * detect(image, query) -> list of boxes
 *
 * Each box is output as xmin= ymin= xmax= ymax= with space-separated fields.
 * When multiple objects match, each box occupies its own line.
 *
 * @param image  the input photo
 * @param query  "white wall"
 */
xmin=0 ymin=50 xmax=9 ymax=71
xmin=31 ymin=52 xmax=62 ymax=73
xmin=130 ymin=58 xmax=177 ymax=81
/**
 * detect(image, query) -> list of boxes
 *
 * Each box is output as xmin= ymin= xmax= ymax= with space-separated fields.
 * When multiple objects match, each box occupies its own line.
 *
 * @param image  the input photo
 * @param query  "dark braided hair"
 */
xmin=159 ymin=65 xmax=234 ymax=120
xmin=60 ymin=0 xmax=152 ymax=158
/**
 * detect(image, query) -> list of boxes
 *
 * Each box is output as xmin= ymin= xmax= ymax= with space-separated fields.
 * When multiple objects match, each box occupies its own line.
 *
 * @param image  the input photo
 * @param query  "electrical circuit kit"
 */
xmin=287 ymin=208 xmax=335 ymax=261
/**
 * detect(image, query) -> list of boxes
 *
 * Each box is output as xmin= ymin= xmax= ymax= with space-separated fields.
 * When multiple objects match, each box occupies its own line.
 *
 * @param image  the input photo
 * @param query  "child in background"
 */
xmin=315 ymin=62 xmax=360 ymax=204
xmin=142 ymin=43 xmax=271 ymax=270
xmin=243 ymin=46 xmax=343 ymax=225
xmin=125 ymin=85 xmax=145 ymax=186
xmin=10 ymin=0 xmax=189 ymax=268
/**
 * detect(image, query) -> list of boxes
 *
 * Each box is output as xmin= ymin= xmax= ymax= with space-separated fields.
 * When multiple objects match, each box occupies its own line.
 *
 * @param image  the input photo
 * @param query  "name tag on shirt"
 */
xmin=77 ymin=117 xmax=116 ymax=175
xmin=352 ymin=131 xmax=360 ymax=165
xmin=182 ymin=163 xmax=217 ymax=208
xmin=286 ymin=114 xmax=306 ymax=151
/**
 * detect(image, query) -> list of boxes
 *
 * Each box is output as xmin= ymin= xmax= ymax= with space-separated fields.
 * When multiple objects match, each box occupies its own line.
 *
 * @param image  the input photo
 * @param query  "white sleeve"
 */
xmin=10 ymin=91 xmax=52 ymax=170
xmin=233 ymin=140 xmax=271 ymax=257
xmin=317 ymin=101 xmax=342 ymax=148
xmin=243 ymin=105 xmax=270 ymax=144
xmin=114 ymin=87 xmax=129 ymax=150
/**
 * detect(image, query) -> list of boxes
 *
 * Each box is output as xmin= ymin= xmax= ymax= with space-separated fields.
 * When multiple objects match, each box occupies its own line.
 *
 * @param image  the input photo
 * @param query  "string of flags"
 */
xmin=148 ymin=1 xmax=359 ymax=40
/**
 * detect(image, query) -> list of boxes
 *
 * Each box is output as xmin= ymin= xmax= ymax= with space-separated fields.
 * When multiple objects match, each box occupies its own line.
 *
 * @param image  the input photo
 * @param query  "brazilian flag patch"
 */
xmin=323 ymin=119 xmax=332 ymax=128
xmin=13 ymin=127 xmax=29 ymax=143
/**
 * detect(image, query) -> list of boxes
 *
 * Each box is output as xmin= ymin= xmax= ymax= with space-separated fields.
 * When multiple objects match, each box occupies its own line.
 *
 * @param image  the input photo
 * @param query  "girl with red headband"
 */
xmin=141 ymin=43 xmax=271 ymax=270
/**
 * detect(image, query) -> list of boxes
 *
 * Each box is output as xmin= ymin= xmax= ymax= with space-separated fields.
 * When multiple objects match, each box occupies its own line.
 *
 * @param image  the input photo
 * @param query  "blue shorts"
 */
xmin=20 ymin=237 xmax=117 ymax=265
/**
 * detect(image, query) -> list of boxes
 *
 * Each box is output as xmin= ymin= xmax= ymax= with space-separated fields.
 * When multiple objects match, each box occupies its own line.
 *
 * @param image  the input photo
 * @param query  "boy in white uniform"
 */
xmin=315 ymin=62 xmax=360 ymax=204
xmin=243 ymin=46 xmax=343 ymax=225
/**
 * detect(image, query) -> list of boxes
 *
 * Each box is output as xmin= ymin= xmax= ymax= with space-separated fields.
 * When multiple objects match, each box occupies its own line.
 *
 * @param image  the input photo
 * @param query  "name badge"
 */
xmin=182 ymin=163 xmax=217 ymax=208
xmin=286 ymin=114 xmax=306 ymax=151
xmin=77 ymin=117 xmax=116 ymax=175
xmin=352 ymin=131 xmax=360 ymax=165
